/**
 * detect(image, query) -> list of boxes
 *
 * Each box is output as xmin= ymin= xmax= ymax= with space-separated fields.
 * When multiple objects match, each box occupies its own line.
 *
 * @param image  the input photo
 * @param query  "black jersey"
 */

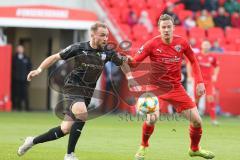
xmin=59 ymin=41 xmax=123 ymax=90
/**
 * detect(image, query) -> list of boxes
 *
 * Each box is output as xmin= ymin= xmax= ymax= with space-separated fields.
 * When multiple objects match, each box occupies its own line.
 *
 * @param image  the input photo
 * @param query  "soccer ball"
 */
xmin=136 ymin=92 xmax=159 ymax=115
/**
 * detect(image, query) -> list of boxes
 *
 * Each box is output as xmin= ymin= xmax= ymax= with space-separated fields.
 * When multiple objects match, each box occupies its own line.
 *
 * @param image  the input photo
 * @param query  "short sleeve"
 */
xmin=59 ymin=43 xmax=80 ymax=60
xmin=133 ymin=40 xmax=152 ymax=62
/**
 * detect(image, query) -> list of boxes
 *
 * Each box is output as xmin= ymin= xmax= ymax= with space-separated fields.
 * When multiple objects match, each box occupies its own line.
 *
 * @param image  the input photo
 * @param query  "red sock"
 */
xmin=189 ymin=125 xmax=202 ymax=151
xmin=141 ymin=121 xmax=155 ymax=147
xmin=207 ymin=101 xmax=216 ymax=121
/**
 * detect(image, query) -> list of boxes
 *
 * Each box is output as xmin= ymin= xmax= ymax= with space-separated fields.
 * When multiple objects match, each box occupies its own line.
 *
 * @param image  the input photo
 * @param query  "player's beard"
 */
xmin=98 ymin=42 xmax=106 ymax=50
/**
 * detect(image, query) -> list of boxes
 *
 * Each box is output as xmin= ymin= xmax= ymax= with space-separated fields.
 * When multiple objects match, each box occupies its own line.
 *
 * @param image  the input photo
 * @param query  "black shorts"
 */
xmin=54 ymin=85 xmax=92 ymax=120
xmin=63 ymin=94 xmax=91 ymax=119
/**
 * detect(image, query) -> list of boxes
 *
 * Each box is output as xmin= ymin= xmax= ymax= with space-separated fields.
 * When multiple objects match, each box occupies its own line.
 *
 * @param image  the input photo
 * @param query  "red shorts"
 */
xmin=158 ymin=85 xmax=196 ymax=113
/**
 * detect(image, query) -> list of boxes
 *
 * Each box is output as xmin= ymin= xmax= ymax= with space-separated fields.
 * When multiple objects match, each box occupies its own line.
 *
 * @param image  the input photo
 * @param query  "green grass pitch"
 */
xmin=0 ymin=112 xmax=240 ymax=160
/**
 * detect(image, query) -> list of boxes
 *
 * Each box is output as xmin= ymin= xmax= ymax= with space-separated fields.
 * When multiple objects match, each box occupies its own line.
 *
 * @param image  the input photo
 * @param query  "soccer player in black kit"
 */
xmin=17 ymin=22 xmax=135 ymax=160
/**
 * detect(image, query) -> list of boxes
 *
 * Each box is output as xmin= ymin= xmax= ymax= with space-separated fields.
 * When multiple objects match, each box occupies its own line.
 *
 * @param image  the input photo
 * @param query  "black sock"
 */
xmin=67 ymin=120 xmax=85 ymax=154
xmin=33 ymin=126 xmax=65 ymax=144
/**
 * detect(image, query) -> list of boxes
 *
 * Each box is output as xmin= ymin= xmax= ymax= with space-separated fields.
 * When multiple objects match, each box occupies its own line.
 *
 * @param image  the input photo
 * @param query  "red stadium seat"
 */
xmin=128 ymin=0 xmax=147 ymax=15
xmin=109 ymin=0 xmax=127 ymax=8
xmin=119 ymin=8 xmax=130 ymax=23
xmin=225 ymin=28 xmax=240 ymax=37
xmin=108 ymin=7 xmax=122 ymax=23
xmin=173 ymin=4 xmax=185 ymax=14
xmin=132 ymin=24 xmax=148 ymax=40
xmin=225 ymin=28 xmax=240 ymax=43
xmin=119 ymin=23 xmax=132 ymax=37
xmin=207 ymin=27 xmax=225 ymax=41
xmin=147 ymin=9 xmax=160 ymax=25
xmin=146 ymin=0 xmax=165 ymax=8
xmin=223 ymin=44 xmax=237 ymax=52
xmin=178 ymin=10 xmax=194 ymax=22
xmin=174 ymin=26 xmax=188 ymax=38
xmin=188 ymin=27 xmax=206 ymax=39
xmin=223 ymin=43 xmax=237 ymax=51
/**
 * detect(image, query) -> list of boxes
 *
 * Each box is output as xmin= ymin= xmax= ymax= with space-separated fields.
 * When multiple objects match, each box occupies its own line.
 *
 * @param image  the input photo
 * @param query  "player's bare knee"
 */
xmin=71 ymin=102 xmax=88 ymax=121
xmin=75 ymin=112 xmax=88 ymax=121
xmin=60 ymin=124 xmax=71 ymax=134
xmin=147 ymin=113 xmax=158 ymax=124
xmin=192 ymin=118 xmax=202 ymax=128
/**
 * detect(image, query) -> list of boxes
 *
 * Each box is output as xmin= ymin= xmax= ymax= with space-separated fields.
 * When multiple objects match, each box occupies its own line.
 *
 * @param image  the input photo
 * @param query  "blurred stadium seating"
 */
xmin=99 ymin=0 xmax=240 ymax=52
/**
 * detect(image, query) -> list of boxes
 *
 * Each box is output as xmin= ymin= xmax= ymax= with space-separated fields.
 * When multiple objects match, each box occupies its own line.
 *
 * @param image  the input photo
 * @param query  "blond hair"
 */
xmin=90 ymin=21 xmax=108 ymax=33
xmin=158 ymin=14 xmax=175 ymax=26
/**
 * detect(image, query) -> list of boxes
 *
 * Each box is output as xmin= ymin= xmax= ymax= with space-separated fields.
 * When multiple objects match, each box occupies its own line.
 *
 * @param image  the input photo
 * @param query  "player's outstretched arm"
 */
xmin=121 ymin=61 xmax=141 ymax=91
xmin=27 ymin=53 xmax=61 ymax=81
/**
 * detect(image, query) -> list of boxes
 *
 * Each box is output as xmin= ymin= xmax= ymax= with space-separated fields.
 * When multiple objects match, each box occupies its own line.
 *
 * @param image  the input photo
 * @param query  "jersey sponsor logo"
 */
xmin=82 ymin=51 xmax=88 ymax=55
xmin=101 ymin=53 xmax=107 ymax=61
xmin=137 ymin=46 xmax=144 ymax=54
xmin=174 ymin=45 xmax=182 ymax=52
xmin=162 ymin=56 xmax=181 ymax=63
xmin=156 ymin=48 xmax=162 ymax=53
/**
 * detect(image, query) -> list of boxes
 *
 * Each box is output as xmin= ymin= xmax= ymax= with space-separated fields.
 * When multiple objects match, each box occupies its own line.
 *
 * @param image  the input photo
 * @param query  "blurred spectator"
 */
xmin=175 ymin=0 xmax=202 ymax=12
xmin=138 ymin=10 xmax=153 ymax=33
xmin=213 ymin=7 xmax=231 ymax=29
xmin=203 ymin=0 xmax=219 ymax=11
xmin=102 ymin=61 xmax=122 ymax=113
xmin=0 ymin=28 xmax=7 ymax=46
xmin=127 ymin=10 xmax=138 ymax=27
xmin=189 ymin=37 xmax=200 ymax=53
xmin=12 ymin=45 xmax=32 ymax=111
xmin=231 ymin=12 xmax=240 ymax=27
xmin=224 ymin=0 xmax=240 ymax=14
xmin=163 ymin=4 xmax=181 ymax=25
xmin=183 ymin=15 xmax=196 ymax=29
xmin=210 ymin=40 xmax=224 ymax=53
xmin=196 ymin=9 xmax=215 ymax=29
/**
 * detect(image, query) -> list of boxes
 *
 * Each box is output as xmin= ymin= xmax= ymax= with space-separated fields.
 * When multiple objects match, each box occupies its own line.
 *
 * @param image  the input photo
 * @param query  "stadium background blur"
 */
xmin=0 ymin=0 xmax=240 ymax=160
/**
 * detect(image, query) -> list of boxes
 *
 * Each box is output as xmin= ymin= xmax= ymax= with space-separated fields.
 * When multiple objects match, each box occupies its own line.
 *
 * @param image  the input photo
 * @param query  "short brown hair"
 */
xmin=158 ymin=14 xmax=175 ymax=26
xmin=90 ymin=21 xmax=108 ymax=32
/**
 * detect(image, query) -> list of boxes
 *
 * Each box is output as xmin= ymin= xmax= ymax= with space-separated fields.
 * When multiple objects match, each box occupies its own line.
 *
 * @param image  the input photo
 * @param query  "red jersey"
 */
xmin=131 ymin=35 xmax=203 ymax=92
xmin=196 ymin=53 xmax=219 ymax=82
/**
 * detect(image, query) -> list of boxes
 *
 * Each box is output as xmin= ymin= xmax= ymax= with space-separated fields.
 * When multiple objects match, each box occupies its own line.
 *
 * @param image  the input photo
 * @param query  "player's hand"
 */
xmin=128 ymin=79 xmax=142 ymax=91
xmin=126 ymin=55 xmax=133 ymax=63
xmin=196 ymin=83 xmax=205 ymax=97
xmin=27 ymin=69 xmax=42 ymax=81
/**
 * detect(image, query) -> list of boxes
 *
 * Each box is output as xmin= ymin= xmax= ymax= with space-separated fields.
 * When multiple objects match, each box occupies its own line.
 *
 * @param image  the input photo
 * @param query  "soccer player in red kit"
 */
xmin=128 ymin=14 xmax=215 ymax=159
xmin=194 ymin=40 xmax=220 ymax=125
